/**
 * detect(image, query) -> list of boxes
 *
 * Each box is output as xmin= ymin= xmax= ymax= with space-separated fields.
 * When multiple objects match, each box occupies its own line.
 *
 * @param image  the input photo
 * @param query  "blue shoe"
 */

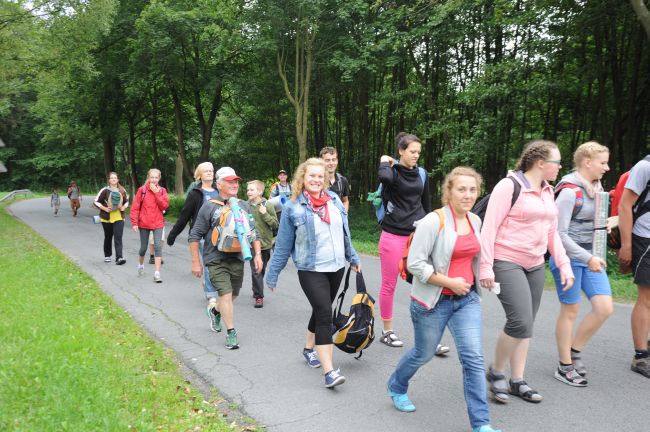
xmin=303 ymin=348 xmax=321 ymax=368
xmin=324 ymin=369 xmax=346 ymax=388
xmin=387 ymin=386 xmax=416 ymax=412
xmin=472 ymin=425 xmax=502 ymax=432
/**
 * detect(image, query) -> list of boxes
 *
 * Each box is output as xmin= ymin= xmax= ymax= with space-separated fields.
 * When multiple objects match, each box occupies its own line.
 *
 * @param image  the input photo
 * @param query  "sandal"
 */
xmin=380 ymin=330 xmax=404 ymax=347
xmin=571 ymin=356 xmax=587 ymax=377
xmin=554 ymin=366 xmax=588 ymax=387
xmin=509 ymin=379 xmax=543 ymax=403
xmin=486 ymin=367 xmax=509 ymax=403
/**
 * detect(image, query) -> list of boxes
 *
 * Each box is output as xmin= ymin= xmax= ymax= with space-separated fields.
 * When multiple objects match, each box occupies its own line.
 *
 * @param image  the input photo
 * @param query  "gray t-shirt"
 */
xmin=625 ymin=158 xmax=650 ymax=237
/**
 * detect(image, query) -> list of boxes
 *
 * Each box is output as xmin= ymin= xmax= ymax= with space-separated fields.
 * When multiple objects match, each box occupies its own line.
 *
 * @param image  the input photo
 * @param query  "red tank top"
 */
xmin=441 ymin=219 xmax=480 ymax=295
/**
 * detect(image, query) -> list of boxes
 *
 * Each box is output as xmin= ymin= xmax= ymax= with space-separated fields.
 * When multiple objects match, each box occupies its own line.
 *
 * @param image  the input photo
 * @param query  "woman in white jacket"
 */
xmin=386 ymin=167 xmax=501 ymax=432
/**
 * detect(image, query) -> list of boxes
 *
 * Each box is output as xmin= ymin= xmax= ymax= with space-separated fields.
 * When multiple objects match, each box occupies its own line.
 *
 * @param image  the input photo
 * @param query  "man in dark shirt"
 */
xmin=320 ymin=146 xmax=350 ymax=211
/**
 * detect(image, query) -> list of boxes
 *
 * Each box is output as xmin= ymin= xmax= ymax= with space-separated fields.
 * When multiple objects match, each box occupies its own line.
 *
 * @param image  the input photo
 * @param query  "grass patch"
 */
xmin=0 ymin=205 xmax=238 ymax=431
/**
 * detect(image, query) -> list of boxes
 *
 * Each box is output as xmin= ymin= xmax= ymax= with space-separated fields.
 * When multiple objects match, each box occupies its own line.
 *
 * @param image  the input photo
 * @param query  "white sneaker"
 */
xmin=138 ymin=265 xmax=145 ymax=276
xmin=153 ymin=271 xmax=162 ymax=283
xmin=104 ymin=257 xmax=112 ymax=263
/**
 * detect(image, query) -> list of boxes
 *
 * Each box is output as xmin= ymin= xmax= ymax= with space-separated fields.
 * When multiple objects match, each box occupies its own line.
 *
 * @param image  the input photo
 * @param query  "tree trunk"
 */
xmin=170 ymin=86 xmax=193 ymax=182
xmin=630 ymin=0 xmax=650 ymax=40
xmin=174 ymin=153 xmax=184 ymax=195
xmin=102 ymin=134 xmax=115 ymax=176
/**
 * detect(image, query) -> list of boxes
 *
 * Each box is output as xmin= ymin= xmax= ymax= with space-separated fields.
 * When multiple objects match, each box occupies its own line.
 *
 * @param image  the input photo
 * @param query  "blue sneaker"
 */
xmin=324 ymin=369 xmax=346 ymax=388
xmin=303 ymin=348 xmax=321 ymax=368
xmin=387 ymin=386 xmax=416 ymax=412
xmin=472 ymin=425 xmax=502 ymax=432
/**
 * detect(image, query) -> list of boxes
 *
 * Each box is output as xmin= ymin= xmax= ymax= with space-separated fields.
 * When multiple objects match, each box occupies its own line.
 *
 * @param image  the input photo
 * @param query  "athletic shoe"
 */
xmin=149 ymin=255 xmax=155 ymax=264
xmin=324 ymin=369 xmax=345 ymax=388
xmin=104 ymin=257 xmax=112 ymax=263
xmin=554 ymin=365 xmax=587 ymax=387
xmin=116 ymin=257 xmax=126 ymax=265
xmin=207 ymin=305 xmax=221 ymax=333
xmin=254 ymin=298 xmax=264 ymax=308
xmin=631 ymin=356 xmax=650 ymax=378
xmin=302 ymin=348 xmax=321 ymax=368
xmin=472 ymin=426 xmax=503 ymax=432
xmin=225 ymin=329 xmax=239 ymax=350
xmin=153 ymin=271 xmax=162 ymax=283
xmin=138 ymin=265 xmax=144 ymax=276
xmin=435 ymin=344 xmax=450 ymax=356
xmin=387 ymin=386 xmax=416 ymax=412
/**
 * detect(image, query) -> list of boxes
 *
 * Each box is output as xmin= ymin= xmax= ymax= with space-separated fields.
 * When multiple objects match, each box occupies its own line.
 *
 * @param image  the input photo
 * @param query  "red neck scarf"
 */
xmin=304 ymin=191 xmax=331 ymax=224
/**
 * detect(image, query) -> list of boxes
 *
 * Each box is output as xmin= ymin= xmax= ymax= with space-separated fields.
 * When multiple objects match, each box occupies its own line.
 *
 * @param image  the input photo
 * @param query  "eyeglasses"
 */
xmin=544 ymin=160 xmax=562 ymax=165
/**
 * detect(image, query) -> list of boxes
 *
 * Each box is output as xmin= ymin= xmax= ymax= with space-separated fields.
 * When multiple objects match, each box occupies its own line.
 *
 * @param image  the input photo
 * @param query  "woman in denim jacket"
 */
xmin=387 ymin=167 xmax=502 ymax=432
xmin=266 ymin=158 xmax=361 ymax=389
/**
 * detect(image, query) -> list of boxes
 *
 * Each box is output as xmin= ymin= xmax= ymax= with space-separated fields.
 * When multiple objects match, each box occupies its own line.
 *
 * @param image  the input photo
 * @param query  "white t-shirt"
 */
xmin=625 ymin=158 xmax=650 ymax=237
xmin=313 ymin=202 xmax=345 ymax=272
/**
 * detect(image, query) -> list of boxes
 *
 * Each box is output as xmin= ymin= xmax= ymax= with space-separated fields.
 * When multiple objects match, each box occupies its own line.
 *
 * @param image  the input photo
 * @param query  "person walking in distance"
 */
xmin=130 ymin=169 xmax=169 ymax=283
xmin=188 ymin=167 xmax=263 ymax=350
xmin=551 ymin=142 xmax=613 ymax=387
xmin=320 ymin=146 xmax=350 ymax=211
xmin=377 ymin=132 xmax=449 ymax=356
xmin=618 ymin=154 xmax=650 ymax=378
xmin=481 ymin=140 xmax=574 ymax=403
xmin=67 ymin=181 xmax=82 ymax=217
xmin=246 ymin=180 xmax=278 ymax=308
xmin=167 ymin=162 xmax=221 ymax=329
xmin=94 ymin=172 xmax=129 ymax=265
xmin=51 ymin=189 xmax=61 ymax=216
xmin=266 ymin=158 xmax=361 ymax=388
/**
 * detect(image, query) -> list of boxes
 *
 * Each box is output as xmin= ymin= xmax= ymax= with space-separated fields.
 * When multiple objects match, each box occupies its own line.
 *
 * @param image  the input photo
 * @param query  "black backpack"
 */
xmin=472 ymin=175 xmax=521 ymax=223
xmin=332 ymin=267 xmax=375 ymax=359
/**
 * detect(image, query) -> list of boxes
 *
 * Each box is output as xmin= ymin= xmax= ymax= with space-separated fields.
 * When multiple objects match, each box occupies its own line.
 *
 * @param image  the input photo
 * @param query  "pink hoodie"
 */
xmin=480 ymin=171 xmax=573 ymax=281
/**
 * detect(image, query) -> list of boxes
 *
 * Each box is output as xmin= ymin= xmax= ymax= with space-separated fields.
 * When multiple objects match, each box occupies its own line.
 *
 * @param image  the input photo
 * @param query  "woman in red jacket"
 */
xmin=131 ymin=168 xmax=169 ymax=283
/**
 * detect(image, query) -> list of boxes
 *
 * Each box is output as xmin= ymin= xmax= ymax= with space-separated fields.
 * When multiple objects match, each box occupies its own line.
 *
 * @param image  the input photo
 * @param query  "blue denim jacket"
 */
xmin=265 ymin=191 xmax=360 ymax=288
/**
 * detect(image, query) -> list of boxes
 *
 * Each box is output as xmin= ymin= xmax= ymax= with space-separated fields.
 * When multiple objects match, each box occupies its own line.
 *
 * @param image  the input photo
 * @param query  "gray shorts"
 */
xmin=494 ymin=260 xmax=546 ymax=339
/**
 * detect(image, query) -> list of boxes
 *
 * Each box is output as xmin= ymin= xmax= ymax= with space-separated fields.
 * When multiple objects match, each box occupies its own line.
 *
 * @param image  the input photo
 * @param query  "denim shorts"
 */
xmin=549 ymin=257 xmax=611 ymax=304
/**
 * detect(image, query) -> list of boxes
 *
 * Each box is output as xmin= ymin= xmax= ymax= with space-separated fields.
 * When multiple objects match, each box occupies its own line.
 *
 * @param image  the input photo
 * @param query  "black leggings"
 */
xmin=102 ymin=220 xmax=124 ymax=259
xmin=298 ymin=268 xmax=345 ymax=345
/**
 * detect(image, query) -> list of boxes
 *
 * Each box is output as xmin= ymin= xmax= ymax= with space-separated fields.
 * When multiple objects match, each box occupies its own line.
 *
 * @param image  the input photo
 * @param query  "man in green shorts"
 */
xmin=188 ymin=167 xmax=263 ymax=349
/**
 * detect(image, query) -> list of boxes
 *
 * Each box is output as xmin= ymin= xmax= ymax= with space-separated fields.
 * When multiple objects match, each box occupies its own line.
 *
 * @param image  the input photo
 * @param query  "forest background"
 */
xmin=1 ymin=0 xmax=649 ymax=204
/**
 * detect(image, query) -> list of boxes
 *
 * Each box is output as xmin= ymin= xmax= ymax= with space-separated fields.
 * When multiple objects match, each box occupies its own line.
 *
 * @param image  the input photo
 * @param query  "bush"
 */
xmin=166 ymin=194 xmax=186 ymax=220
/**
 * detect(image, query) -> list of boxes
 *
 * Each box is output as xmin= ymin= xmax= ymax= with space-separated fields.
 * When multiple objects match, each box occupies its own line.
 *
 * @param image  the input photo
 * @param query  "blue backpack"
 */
xmin=368 ymin=166 xmax=427 ymax=223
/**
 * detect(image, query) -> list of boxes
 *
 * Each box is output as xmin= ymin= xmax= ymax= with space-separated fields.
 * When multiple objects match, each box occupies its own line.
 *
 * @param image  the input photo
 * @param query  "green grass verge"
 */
xmin=0 ymin=206 xmax=236 ymax=431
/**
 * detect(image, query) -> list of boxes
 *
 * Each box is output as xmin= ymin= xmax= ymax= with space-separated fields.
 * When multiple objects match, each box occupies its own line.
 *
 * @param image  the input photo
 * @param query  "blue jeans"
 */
xmin=200 ymin=239 xmax=217 ymax=299
xmin=388 ymin=291 xmax=490 ymax=429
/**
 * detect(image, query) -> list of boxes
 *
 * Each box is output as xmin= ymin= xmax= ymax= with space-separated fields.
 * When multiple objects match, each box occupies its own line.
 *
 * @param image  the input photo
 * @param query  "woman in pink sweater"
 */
xmin=480 ymin=140 xmax=574 ymax=404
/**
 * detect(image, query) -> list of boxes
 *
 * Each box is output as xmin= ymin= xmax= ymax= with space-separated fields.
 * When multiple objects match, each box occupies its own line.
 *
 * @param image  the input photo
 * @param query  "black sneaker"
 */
xmin=116 ymin=257 xmax=126 ymax=265
xmin=149 ymin=255 xmax=155 ymax=264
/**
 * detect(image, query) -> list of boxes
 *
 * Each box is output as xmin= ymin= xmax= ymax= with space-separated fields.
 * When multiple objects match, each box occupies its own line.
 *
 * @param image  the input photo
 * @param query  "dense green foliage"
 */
xmin=1 ymin=0 xmax=649 ymax=204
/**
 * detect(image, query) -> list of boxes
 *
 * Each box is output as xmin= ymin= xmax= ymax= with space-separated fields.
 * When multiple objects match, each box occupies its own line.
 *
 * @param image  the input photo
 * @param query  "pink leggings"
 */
xmin=379 ymin=230 xmax=410 ymax=321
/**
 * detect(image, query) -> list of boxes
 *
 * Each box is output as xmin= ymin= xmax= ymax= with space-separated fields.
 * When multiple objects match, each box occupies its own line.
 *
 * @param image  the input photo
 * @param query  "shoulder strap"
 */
xmin=208 ymin=198 xmax=225 ymax=206
xmin=434 ymin=208 xmax=445 ymax=233
xmin=418 ymin=167 xmax=427 ymax=185
xmin=507 ymin=176 xmax=521 ymax=209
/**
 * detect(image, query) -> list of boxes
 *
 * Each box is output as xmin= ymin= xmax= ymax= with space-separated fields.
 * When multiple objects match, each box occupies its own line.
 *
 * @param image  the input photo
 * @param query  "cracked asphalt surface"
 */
xmin=9 ymin=198 xmax=648 ymax=432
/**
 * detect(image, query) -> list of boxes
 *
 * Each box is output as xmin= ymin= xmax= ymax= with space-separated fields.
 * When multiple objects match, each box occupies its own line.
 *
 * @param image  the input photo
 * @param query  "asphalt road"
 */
xmin=9 ymin=198 xmax=648 ymax=432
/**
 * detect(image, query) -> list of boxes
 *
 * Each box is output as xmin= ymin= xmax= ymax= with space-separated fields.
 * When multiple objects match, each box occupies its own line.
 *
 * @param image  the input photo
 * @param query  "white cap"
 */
xmin=216 ymin=167 xmax=241 ymax=181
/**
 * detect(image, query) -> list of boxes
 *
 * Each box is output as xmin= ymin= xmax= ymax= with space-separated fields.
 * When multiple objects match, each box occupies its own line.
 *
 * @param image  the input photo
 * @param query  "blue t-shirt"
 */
xmin=202 ymin=189 xmax=220 ymax=202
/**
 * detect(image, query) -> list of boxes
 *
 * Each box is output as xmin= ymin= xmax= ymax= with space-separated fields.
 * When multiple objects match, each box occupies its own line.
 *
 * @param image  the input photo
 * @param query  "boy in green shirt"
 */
xmin=247 ymin=180 xmax=279 ymax=308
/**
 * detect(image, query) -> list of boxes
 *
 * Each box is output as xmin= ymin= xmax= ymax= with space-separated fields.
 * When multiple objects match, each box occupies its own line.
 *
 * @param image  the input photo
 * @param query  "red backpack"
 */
xmin=399 ymin=209 xmax=445 ymax=284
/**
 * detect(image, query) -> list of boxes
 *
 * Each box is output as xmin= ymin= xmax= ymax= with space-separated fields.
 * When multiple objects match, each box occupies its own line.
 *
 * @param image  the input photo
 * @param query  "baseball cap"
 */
xmin=216 ymin=167 xmax=242 ymax=181
xmin=278 ymin=169 xmax=288 ymax=175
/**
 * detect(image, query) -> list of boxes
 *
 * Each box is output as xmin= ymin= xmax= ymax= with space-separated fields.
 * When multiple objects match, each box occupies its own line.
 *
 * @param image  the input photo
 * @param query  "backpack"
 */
xmin=472 ymin=175 xmax=521 ymax=223
xmin=554 ymin=182 xmax=585 ymax=219
xmin=368 ymin=166 xmax=427 ymax=223
xmin=209 ymin=198 xmax=255 ymax=258
xmin=332 ymin=267 xmax=375 ymax=359
xmin=399 ymin=208 xmax=445 ymax=284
